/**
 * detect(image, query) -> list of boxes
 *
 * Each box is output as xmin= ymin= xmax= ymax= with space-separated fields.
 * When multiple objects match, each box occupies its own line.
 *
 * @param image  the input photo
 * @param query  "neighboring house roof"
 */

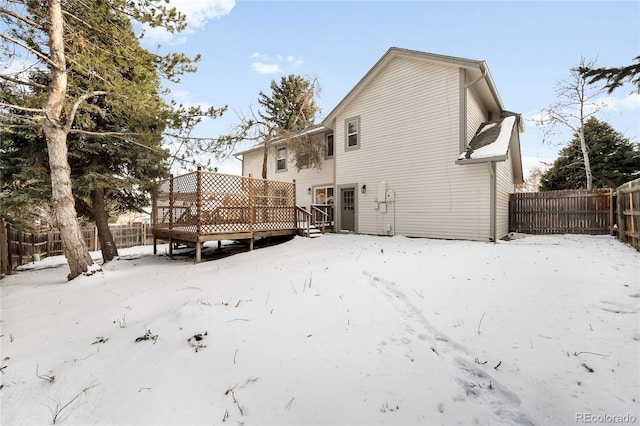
xmin=322 ymin=47 xmax=504 ymax=126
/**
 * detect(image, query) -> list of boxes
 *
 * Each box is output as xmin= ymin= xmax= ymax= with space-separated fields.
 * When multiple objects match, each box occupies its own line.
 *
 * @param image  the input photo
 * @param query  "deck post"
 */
xmin=169 ymin=174 xmax=174 ymax=231
xmin=292 ymin=179 xmax=297 ymax=230
xmin=248 ymin=173 xmax=254 ymax=251
xmin=195 ymin=239 xmax=201 ymax=264
xmin=196 ymin=166 xmax=202 ymax=238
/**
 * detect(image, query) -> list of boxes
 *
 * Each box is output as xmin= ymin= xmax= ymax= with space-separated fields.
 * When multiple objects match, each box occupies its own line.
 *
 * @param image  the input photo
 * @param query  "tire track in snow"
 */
xmin=363 ymin=271 xmax=537 ymax=425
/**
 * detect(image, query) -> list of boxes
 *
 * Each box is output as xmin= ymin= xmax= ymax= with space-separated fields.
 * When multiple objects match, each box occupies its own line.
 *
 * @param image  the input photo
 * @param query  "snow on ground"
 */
xmin=1 ymin=233 xmax=638 ymax=425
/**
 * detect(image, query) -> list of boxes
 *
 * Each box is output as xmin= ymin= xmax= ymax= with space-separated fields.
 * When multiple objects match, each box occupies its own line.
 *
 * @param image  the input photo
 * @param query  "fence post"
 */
xmin=31 ymin=232 xmax=36 ymax=261
xmin=617 ymin=188 xmax=625 ymax=243
xmin=17 ymin=228 xmax=23 ymax=266
xmin=0 ymin=220 xmax=7 ymax=276
xmin=608 ymin=188 xmax=614 ymax=235
xmin=6 ymin=223 xmax=13 ymax=274
xmin=47 ymin=229 xmax=53 ymax=258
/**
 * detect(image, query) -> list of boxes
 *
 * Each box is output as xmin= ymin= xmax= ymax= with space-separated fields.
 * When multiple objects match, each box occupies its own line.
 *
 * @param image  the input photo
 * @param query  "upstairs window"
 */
xmin=276 ymin=147 xmax=287 ymax=172
xmin=326 ymin=134 xmax=334 ymax=158
xmin=345 ymin=117 xmax=360 ymax=150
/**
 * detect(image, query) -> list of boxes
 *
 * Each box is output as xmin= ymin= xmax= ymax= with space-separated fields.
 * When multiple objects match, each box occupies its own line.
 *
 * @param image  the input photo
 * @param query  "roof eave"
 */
xmin=455 ymin=154 xmax=508 ymax=165
xmin=323 ymin=47 xmax=487 ymax=126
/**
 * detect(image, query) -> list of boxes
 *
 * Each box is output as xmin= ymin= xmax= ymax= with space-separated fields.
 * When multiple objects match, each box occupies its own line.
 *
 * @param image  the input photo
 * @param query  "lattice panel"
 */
xmin=152 ymin=170 xmax=296 ymax=236
xmin=251 ymin=178 xmax=295 ymax=230
xmin=200 ymin=172 xmax=250 ymax=233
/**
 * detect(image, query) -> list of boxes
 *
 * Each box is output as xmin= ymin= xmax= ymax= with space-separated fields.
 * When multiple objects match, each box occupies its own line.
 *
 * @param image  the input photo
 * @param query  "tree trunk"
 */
xmin=44 ymin=0 xmax=94 ymax=279
xmin=577 ymin=127 xmax=593 ymax=190
xmin=91 ymin=187 xmax=119 ymax=263
xmin=261 ymin=138 xmax=269 ymax=179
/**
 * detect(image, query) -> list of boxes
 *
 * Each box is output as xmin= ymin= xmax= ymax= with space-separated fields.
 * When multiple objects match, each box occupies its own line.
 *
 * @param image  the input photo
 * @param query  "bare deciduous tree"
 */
xmin=537 ymin=58 xmax=608 ymax=190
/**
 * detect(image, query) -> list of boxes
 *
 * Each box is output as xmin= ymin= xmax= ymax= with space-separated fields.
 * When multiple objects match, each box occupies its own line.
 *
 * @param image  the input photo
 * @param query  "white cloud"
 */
xmin=169 ymin=0 xmax=235 ymax=28
xmin=286 ymin=55 xmax=304 ymax=67
xmin=247 ymin=53 xmax=303 ymax=74
xmin=140 ymin=0 xmax=235 ymax=45
xmin=250 ymin=62 xmax=281 ymax=75
xmin=599 ymin=93 xmax=640 ymax=112
xmin=250 ymin=52 xmax=268 ymax=60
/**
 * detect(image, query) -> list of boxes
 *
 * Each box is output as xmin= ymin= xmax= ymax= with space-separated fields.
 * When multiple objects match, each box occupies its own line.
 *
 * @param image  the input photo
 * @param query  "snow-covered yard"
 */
xmin=1 ymin=233 xmax=638 ymax=425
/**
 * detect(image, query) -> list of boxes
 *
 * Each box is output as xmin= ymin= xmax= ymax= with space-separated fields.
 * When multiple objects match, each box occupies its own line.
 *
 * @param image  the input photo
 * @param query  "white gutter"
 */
xmin=465 ymin=64 xmax=487 ymax=88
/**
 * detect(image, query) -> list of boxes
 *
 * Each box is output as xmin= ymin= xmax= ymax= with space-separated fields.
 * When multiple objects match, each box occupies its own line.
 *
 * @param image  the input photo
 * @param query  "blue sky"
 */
xmin=144 ymin=0 xmax=640 ymax=176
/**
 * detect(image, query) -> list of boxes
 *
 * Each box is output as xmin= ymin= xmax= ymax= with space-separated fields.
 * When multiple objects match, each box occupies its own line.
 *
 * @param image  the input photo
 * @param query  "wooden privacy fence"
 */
xmin=0 ymin=221 xmax=152 ymax=277
xmin=152 ymin=169 xmax=297 ymax=263
xmin=616 ymin=178 xmax=640 ymax=250
xmin=509 ymin=189 xmax=614 ymax=235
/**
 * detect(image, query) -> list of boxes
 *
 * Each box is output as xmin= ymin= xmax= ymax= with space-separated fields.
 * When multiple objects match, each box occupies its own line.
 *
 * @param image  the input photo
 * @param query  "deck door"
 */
xmin=340 ymin=188 xmax=355 ymax=232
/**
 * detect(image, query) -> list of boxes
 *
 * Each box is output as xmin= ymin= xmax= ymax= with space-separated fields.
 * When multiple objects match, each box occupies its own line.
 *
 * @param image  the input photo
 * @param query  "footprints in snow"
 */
xmin=362 ymin=271 xmax=536 ymax=425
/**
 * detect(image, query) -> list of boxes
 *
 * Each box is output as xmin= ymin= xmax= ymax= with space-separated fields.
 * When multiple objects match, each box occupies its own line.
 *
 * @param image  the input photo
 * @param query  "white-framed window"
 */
xmin=276 ymin=146 xmax=287 ymax=172
xmin=345 ymin=117 xmax=359 ymax=150
xmin=314 ymin=186 xmax=334 ymax=205
xmin=326 ymin=134 xmax=334 ymax=158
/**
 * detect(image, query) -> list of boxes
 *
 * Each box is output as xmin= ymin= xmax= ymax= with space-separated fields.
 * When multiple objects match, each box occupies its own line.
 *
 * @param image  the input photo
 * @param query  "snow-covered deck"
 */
xmin=152 ymin=169 xmax=297 ymax=262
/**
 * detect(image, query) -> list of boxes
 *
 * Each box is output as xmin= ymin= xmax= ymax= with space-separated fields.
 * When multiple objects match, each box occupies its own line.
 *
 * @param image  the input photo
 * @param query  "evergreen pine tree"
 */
xmin=581 ymin=56 xmax=640 ymax=93
xmin=540 ymin=118 xmax=640 ymax=190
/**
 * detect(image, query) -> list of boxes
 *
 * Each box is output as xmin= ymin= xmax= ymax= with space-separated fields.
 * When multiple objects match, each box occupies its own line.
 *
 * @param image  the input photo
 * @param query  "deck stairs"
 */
xmin=296 ymin=205 xmax=333 ymax=239
xmin=299 ymin=224 xmax=323 ymax=238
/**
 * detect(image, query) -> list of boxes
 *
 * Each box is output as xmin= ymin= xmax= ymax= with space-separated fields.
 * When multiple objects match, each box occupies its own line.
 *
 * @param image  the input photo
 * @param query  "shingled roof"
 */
xmin=458 ymin=115 xmax=518 ymax=163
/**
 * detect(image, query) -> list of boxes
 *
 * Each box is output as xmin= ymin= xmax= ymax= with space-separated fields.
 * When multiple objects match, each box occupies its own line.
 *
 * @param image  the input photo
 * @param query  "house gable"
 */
xmin=237 ymin=47 xmax=524 ymax=241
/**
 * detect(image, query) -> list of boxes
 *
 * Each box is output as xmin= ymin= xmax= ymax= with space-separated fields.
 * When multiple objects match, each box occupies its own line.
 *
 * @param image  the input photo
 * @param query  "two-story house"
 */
xmin=236 ymin=47 xmax=524 ymax=242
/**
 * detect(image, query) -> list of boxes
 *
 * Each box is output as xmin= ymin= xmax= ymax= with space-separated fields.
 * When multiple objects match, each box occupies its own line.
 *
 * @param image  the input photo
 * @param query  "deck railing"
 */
xmin=311 ymin=204 xmax=333 ymax=233
xmin=153 ymin=169 xmax=297 ymax=236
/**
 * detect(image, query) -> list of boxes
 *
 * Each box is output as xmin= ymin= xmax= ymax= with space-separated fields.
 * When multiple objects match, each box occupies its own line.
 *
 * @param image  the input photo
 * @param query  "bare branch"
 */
xmin=67 ymin=129 xmax=140 ymax=138
xmin=63 ymin=91 xmax=108 ymax=133
xmin=0 ymin=6 xmax=45 ymax=31
xmin=0 ymin=33 xmax=57 ymax=69
xmin=0 ymin=74 xmax=48 ymax=90
xmin=0 ymin=102 xmax=45 ymax=113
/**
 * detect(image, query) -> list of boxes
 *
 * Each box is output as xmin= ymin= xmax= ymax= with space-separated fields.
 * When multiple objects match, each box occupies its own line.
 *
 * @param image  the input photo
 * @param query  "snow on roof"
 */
xmin=458 ymin=115 xmax=517 ymax=162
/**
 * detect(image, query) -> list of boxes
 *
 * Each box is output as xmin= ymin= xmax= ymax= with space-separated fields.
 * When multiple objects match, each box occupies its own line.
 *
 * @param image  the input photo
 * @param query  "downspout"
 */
xmin=460 ymin=65 xmax=488 ymax=153
xmin=488 ymin=161 xmax=497 ymax=242
xmin=465 ymin=64 xmax=487 ymax=89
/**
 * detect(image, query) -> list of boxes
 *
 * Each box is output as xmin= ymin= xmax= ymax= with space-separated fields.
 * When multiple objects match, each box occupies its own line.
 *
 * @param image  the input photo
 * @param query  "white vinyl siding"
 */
xmin=495 ymin=151 xmax=515 ymax=239
xmin=334 ymin=55 xmax=492 ymax=240
xmin=467 ymin=88 xmax=487 ymax=145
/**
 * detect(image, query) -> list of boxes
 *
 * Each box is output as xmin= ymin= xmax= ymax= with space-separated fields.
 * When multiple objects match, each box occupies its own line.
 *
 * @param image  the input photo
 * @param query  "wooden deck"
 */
xmin=152 ymin=169 xmax=297 ymax=262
